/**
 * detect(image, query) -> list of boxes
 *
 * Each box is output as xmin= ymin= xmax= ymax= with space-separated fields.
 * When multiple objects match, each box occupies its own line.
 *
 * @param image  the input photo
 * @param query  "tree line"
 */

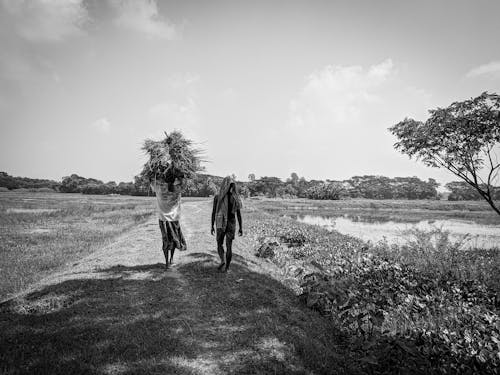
xmin=4 ymin=170 xmax=498 ymax=201
xmin=243 ymin=174 xmax=441 ymax=200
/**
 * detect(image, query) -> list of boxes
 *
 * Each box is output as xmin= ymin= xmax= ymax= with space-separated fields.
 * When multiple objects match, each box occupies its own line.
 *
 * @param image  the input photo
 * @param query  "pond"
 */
xmin=285 ymin=213 xmax=500 ymax=249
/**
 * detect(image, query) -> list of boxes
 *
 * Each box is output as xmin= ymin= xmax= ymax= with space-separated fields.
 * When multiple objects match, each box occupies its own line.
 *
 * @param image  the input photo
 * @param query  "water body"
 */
xmin=286 ymin=213 xmax=500 ymax=249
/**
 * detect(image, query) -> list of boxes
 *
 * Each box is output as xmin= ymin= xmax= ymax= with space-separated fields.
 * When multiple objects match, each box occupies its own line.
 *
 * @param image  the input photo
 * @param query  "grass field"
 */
xmin=0 ymin=192 xmax=158 ymax=300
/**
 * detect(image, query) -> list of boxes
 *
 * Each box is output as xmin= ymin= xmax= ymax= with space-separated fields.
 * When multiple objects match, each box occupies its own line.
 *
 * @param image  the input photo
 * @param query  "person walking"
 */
xmin=211 ymin=176 xmax=243 ymax=273
xmin=150 ymin=172 xmax=187 ymax=269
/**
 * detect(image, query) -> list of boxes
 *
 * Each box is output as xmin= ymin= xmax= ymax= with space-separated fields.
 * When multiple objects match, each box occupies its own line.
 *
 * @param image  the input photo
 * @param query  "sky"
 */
xmin=1 ymin=0 xmax=500 ymax=186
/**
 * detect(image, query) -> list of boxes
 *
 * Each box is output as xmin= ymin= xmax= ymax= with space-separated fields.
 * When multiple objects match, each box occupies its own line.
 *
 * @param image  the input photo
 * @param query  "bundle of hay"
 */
xmin=140 ymin=130 xmax=204 ymax=182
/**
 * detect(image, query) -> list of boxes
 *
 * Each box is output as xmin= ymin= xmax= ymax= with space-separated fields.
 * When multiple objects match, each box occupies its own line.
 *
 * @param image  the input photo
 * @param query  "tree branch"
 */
xmin=486 ymin=145 xmax=500 ymax=188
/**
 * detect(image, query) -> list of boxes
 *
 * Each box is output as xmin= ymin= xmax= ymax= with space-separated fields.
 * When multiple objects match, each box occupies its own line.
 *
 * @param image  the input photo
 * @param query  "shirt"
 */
xmin=226 ymin=192 xmax=236 ymax=222
xmin=150 ymin=180 xmax=182 ymax=222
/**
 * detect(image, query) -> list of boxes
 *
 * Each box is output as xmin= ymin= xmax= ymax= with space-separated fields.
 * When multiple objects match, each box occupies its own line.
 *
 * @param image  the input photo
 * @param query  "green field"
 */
xmin=0 ymin=192 xmax=160 ymax=300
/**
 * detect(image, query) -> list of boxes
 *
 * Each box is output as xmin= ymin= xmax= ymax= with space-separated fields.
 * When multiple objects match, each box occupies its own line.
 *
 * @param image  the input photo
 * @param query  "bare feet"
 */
xmin=217 ymin=262 xmax=225 ymax=271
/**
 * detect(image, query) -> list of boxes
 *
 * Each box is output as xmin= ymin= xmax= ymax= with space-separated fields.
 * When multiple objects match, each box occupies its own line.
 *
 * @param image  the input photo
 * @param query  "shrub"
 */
xmin=249 ymin=213 xmax=500 ymax=374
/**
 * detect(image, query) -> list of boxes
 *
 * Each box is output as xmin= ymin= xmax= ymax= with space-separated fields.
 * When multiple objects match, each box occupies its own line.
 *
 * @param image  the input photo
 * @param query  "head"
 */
xmin=219 ymin=176 xmax=236 ymax=197
xmin=229 ymin=182 xmax=236 ymax=194
xmin=216 ymin=176 xmax=242 ymax=211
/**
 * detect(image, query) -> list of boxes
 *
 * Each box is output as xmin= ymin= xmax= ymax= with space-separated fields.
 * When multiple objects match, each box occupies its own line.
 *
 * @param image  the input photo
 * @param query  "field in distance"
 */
xmin=1 ymin=192 xmax=497 ymax=300
xmin=0 ymin=192 xmax=160 ymax=300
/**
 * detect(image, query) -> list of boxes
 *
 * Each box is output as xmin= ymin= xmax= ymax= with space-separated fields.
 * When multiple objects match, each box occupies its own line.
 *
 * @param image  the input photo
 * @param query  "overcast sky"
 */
xmin=1 ymin=0 xmax=499 ymax=185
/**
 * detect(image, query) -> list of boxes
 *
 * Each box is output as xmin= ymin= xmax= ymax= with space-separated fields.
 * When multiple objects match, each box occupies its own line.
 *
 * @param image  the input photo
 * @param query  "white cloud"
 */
xmin=466 ymin=61 xmax=500 ymax=78
xmin=1 ymin=0 xmax=88 ymax=42
xmin=148 ymin=98 xmax=199 ymax=127
xmin=289 ymin=59 xmax=395 ymax=128
xmin=282 ymin=59 xmax=433 ymax=180
xmin=110 ymin=0 xmax=176 ymax=40
xmin=92 ymin=117 xmax=111 ymax=133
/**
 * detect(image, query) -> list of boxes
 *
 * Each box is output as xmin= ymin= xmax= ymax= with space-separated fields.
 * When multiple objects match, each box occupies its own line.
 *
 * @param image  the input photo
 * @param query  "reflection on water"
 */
xmin=285 ymin=214 xmax=500 ymax=249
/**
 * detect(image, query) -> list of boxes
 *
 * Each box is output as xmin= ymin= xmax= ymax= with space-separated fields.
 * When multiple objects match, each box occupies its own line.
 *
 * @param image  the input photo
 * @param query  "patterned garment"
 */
xmin=159 ymin=220 xmax=187 ymax=251
xmin=214 ymin=176 xmax=242 ymax=230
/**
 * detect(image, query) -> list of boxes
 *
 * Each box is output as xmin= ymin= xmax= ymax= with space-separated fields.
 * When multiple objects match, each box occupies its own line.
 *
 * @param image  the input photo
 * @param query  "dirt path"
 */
xmin=0 ymin=200 xmax=345 ymax=375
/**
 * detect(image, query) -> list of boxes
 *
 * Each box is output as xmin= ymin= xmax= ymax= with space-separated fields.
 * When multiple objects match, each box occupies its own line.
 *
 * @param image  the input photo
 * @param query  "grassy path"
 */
xmin=0 ymin=200 xmax=344 ymax=375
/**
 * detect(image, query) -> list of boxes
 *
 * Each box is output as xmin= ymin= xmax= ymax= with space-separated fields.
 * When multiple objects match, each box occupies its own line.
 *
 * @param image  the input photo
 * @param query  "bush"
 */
xmin=248 ymin=213 xmax=500 ymax=374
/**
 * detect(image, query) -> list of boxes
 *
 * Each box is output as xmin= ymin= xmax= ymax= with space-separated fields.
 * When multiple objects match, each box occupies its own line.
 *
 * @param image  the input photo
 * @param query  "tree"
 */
xmin=255 ymin=176 xmax=282 ymax=197
xmin=390 ymin=92 xmax=500 ymax=215
xmin=238 ymin=184 xmax=250 ymax=198
xmin=305 ymin=182 xmax=345 ymax=200
xmin=133 ymin=175 xmax=150 ymax=196
xmin=445 ymin=181 xmax=482 ymax=201
xmin=248 ymin=173 xmax=255 ymax=182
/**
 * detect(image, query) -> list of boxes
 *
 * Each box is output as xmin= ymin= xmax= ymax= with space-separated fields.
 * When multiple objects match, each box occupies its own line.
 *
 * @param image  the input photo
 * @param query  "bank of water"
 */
xmin=285 ymin=214 xmax=500 ymax=249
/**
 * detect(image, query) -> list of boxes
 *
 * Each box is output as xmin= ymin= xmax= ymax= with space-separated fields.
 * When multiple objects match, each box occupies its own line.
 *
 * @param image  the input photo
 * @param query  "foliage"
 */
xmin=60 ymin=174 xmax=103 ymax=193
xmin=347 ymin=175 xmax=439 ymax=200
xmin=247 ymin=176 xmax=284 ymax=197
xmin=246 ymin=208 xmax=500 ymax=374
xmin=242 ymin=174 xmax=439 ymax=200
xmin=390 ymin=92 xmax=500 ymax=214
xmin=304 ymin=181 xmax=346 ymax=200
xmin=140 ymin=130 xmax=204 ymax=182
xmin=0 ymin=171 xmax=60 ymax=191
xmin=183 ymin=174 xmax=221 ymax=197
xmin=446 ymin=181 xmax=500 ymax=201
xmin=3 ymin=170 xmax=441 ymax=200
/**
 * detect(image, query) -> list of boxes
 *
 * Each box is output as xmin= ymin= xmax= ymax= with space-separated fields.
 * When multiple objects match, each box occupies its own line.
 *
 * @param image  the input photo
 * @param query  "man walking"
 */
xmin=211 ymin=176 xmax=243 ymax=273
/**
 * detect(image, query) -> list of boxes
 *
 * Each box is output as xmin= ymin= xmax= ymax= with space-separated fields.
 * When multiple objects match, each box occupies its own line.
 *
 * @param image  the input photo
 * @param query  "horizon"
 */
xmin=0 ymin=169 xmax=457 ymax=194
xmin=1 ymin=0 xmax=499 ymax=185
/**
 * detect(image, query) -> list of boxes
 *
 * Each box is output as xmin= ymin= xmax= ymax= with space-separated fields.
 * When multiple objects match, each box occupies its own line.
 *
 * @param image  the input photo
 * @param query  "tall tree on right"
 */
xmin=389 ymin=92 xmax=500 ymax=215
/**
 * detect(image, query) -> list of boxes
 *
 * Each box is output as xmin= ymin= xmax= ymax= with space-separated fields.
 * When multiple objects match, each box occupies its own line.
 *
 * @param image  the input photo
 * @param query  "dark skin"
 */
xmin=211 ymin=183 xmax=242 ymax=272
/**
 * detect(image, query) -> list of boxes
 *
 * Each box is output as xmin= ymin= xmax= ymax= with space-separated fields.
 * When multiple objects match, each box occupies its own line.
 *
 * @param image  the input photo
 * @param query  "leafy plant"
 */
xmin=390 ymin=92 xmax=500 ymax=215
xmin=247 ymin=209 xmax=500 ymax=374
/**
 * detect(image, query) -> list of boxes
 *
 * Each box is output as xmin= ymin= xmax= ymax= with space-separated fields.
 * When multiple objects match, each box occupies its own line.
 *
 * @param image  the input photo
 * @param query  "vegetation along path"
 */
xmin=0 ymin=199 xmax=344 ymax=375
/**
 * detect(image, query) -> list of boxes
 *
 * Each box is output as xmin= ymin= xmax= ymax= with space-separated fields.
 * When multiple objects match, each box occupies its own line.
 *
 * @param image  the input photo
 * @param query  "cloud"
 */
xmin=148 ymin=98 xmax=199 ymax=127
xmin=466 ymin=61 xmax=500 ymax=78
xmin=110 ymin=0 xmax=176 ymax=40
xmin=289 ymin=59 xmax=395 ymax=128
xmin=1 ymin=0 xmax=88 ymax=42
xmin=92 ymin=117 xmax=111 ymax=133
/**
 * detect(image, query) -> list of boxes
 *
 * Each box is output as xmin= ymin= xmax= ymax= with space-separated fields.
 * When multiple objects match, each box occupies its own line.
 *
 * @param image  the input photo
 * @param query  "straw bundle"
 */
xmin=140 ymin=131 xmax=204 ymax=182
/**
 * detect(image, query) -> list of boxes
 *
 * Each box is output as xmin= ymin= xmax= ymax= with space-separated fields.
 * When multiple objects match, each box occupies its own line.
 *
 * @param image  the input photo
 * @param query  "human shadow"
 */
xmin=0 ymin=254 xmax=346 ymax=375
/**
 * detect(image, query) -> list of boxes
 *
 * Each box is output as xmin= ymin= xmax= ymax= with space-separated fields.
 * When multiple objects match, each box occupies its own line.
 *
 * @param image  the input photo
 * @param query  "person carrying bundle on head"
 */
xmin=150 ymin=168 xmax=187 ymax=269
xmin=211 ymin=176 xmax=243 ymax=273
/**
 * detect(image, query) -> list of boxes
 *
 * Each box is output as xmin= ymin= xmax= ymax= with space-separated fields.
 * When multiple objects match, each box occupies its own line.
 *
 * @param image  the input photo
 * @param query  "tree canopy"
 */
xmin=390 ymin=92 xmax=500 ymax=215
